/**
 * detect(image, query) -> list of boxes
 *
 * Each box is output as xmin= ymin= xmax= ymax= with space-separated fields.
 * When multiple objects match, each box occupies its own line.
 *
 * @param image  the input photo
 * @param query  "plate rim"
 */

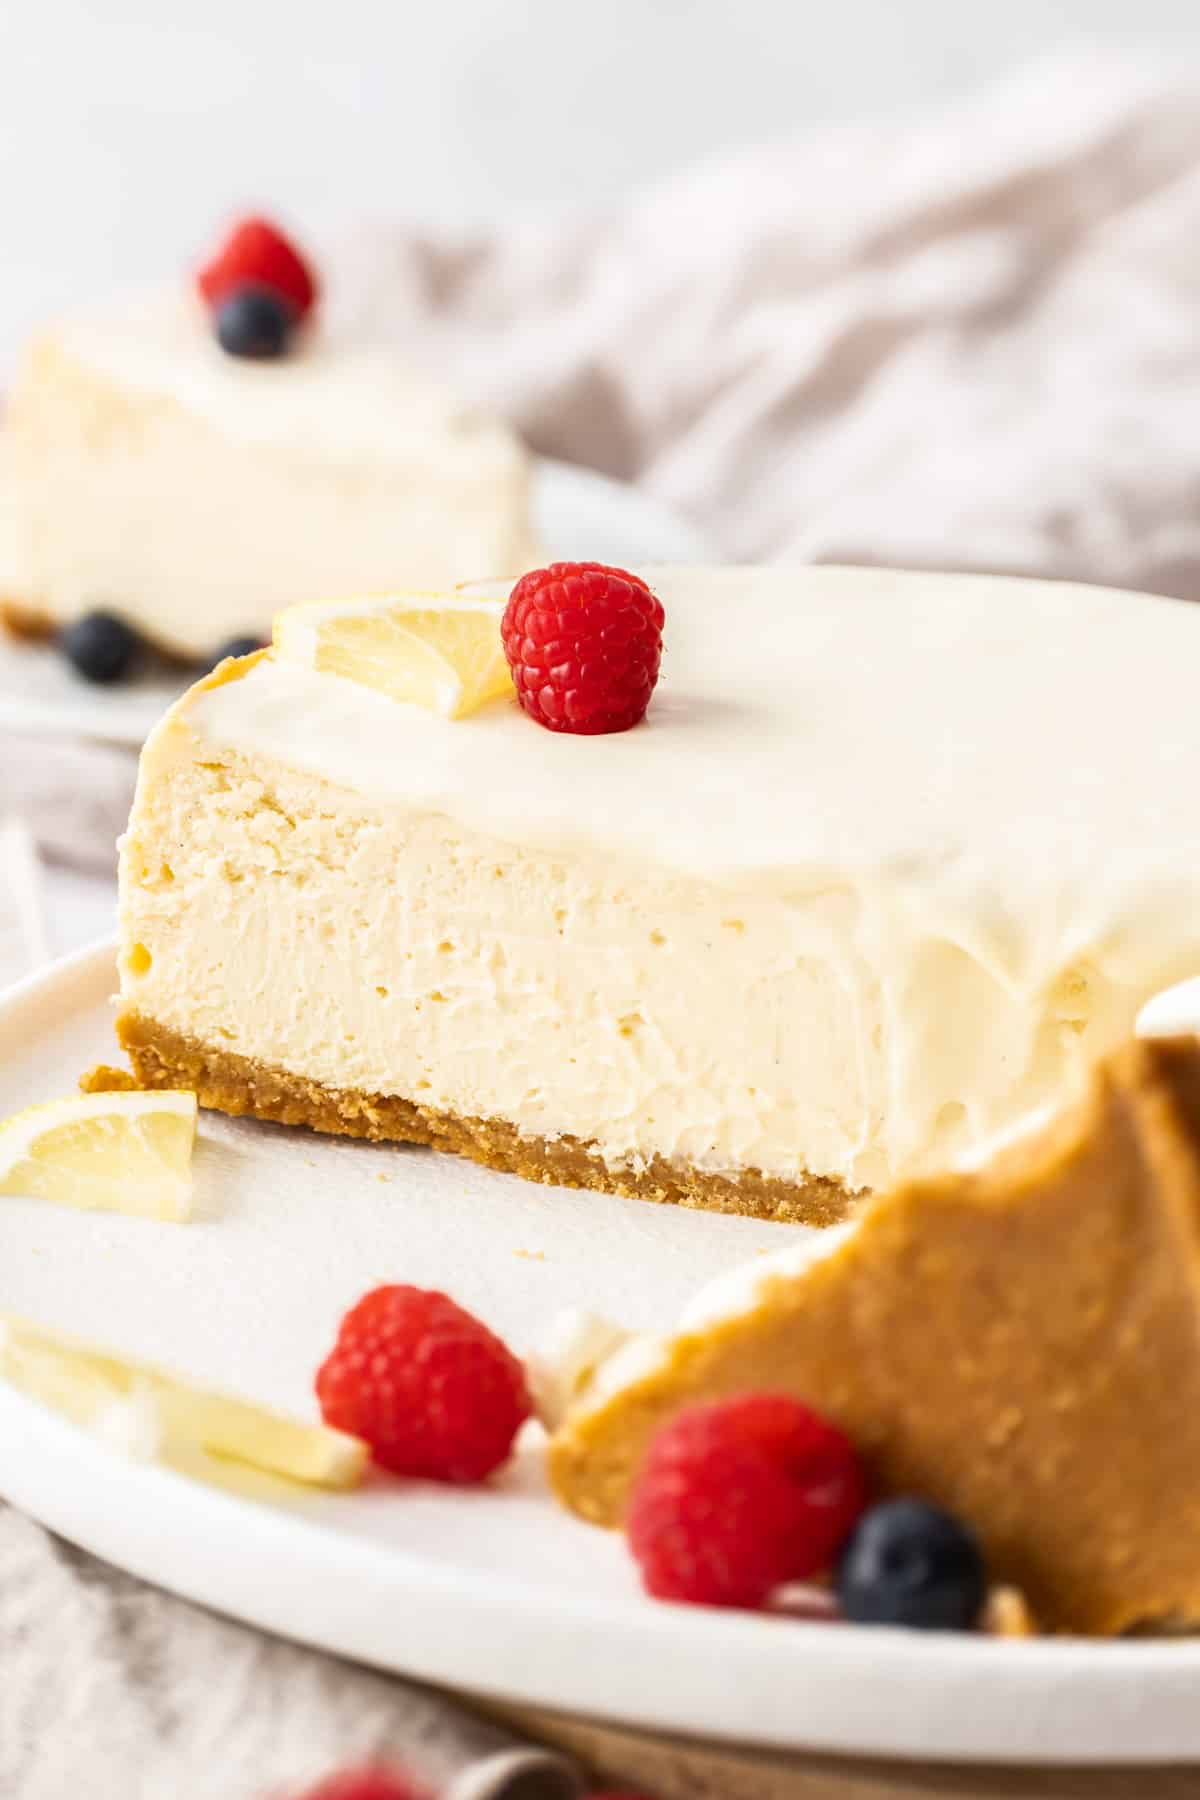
xmin=3 ymin=943 xmax=1200 ymax=1767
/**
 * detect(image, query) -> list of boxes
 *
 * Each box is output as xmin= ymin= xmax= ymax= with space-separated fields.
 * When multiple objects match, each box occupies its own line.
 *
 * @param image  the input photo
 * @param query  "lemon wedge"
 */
xmin=0 ymin=1316 xmax=367 ymax=1489
xmin=0 ymin=1090 xmax=197 ymax=1221
xmin=273 ymin=589 xmax=514 ymax=719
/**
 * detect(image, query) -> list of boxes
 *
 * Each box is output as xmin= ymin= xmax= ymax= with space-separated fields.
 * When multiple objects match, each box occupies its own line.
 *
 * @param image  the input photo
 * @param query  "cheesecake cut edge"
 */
xmin=114 ymin=1010 xmax=858 ymax=1228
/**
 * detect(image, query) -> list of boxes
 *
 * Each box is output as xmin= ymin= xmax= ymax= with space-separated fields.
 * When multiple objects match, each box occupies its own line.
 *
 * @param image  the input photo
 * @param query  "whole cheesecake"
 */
xmin=113 ymin=565 xmax=1200 ymax=1223
xmin=1 ymin=289 xmax=536 ymax=661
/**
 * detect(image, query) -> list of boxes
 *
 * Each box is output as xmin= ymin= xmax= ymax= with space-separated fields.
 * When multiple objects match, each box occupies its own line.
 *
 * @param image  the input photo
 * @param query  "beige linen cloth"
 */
xmin=363 ymin=47 xmax=1200 ymax=591
xmin=12 ymin=48 xmax=1200 ymax=870
xmin=5 ymin=44 xmax=1200 ymax=1796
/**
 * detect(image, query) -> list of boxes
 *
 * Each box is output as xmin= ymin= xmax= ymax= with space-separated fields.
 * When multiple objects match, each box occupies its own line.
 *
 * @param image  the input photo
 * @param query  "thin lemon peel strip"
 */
xmin=0 ymin=1316 xmax=367 ymax=1490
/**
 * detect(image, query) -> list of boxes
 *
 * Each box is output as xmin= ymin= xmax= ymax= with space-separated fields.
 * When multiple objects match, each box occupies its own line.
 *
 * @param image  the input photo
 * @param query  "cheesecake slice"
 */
xmin=546 ymin=1036 xmax=1200 ymax=1636
xmin=115 ymin=566 xmax=1200 ymax=1223
xmin=2 ymin=289 xmax=535 ymax=659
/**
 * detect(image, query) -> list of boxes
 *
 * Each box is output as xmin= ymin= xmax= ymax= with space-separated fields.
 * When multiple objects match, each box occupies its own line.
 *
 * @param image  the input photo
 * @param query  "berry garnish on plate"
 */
xmin=291 ymin=1767 xmax=426 ymax=1800
xmin=205 ymin=634 xmax=266 ymax=672
xmin=197 ymin=214 xmax=318 ymax=320
xmin=214 ymin=284 xmax=294 ymax=361
xmin=315 ymin=1285 xmax=531 ymax=1483
xmin=60 ymin=609 xmax=141 ymax=684
xmin=836 ymin=1497 xmax=987 ymax=1631
xmin=626 ymin=1392 xmax=868 ymax=1609
xmin=502 ymin=561 xmax=664 ymax=734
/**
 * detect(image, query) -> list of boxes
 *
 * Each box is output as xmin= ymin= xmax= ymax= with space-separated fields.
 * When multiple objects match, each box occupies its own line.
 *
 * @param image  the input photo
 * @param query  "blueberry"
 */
xmin=60 ymin=610 xmax=142 ymax=684
xmin=206 ymin=635 xmax=266 ymax=672
xmin=836 ymin=1498 xmax=987 ymax=1631
xmin=214 ymin=284 xmax=293 ymax=360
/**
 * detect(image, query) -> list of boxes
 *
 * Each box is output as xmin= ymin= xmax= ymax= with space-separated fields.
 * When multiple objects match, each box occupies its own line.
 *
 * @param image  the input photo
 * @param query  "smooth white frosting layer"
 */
xmin=537 ymin=1227 xmax=861 ymax=1427
xmin=121 ymin=565 xmax=1200 ymax=1190
xmin=190 ymin=566 xmax=1200 ymax=882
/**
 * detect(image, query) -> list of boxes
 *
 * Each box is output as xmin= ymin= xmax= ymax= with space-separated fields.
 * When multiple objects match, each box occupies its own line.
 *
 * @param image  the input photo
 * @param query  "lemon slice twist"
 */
xmin=273 ymin=589 xmax=514 ymax=719
xmin=0 ymin=1090 xmax=197 ymax=1221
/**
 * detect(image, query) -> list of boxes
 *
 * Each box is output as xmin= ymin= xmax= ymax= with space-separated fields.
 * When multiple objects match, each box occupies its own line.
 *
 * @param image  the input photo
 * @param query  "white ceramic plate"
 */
xmin=1 ymin=944 xmax=1198 ymax=1766
xmin=0 ymin=460 xmax=710 ymax=749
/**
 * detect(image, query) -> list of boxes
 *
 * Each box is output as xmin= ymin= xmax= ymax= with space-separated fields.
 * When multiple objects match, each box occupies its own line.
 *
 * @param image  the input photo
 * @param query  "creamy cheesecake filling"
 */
xmin=119 ymin=741 xmax=877 ymax=1186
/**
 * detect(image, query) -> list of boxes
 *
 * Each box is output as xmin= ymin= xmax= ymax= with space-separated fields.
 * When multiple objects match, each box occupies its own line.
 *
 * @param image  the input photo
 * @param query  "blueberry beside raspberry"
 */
xmin=60 ymin=609 xmax=142 ymax=684
xmin=836 ymin=1497 xmax=987 ymax=1631
xmin=214 ymin=284 xmax=294 ymax=360
xmin=197 ymin=215 xmax=318 ymax=320
xmin=626 ymin=1393 xmax=868 ymax=1609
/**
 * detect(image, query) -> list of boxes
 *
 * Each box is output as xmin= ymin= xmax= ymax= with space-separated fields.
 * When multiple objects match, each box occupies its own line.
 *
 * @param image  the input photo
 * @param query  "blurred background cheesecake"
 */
xmin=0 ymin=223 xmax=537 ymax=669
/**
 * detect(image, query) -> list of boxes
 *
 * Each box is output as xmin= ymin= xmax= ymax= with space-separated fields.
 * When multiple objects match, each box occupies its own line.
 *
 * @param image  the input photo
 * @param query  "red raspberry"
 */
xmin=502 ymin=561 xmax=664 ymax=735
xmin=196 ymin=215 xmax=318 ymax=319
xmin=626 ymin=1393 xmax=868 ymax=1610
xmin=292 ymin=1767 xmax=424 ymax=1800
xmin=315 ymin=1286 xmax=531 ymax=1483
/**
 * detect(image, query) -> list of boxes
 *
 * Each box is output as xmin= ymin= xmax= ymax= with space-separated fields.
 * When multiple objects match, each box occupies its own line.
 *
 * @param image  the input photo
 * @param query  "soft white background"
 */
xmin=3 ymin=1 xmax=1200 ymax=362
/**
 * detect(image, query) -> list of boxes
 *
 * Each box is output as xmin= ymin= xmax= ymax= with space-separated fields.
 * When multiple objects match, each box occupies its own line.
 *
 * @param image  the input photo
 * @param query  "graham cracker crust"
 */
xmin=110 ymin=1012 xmax=856 ymax=1226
